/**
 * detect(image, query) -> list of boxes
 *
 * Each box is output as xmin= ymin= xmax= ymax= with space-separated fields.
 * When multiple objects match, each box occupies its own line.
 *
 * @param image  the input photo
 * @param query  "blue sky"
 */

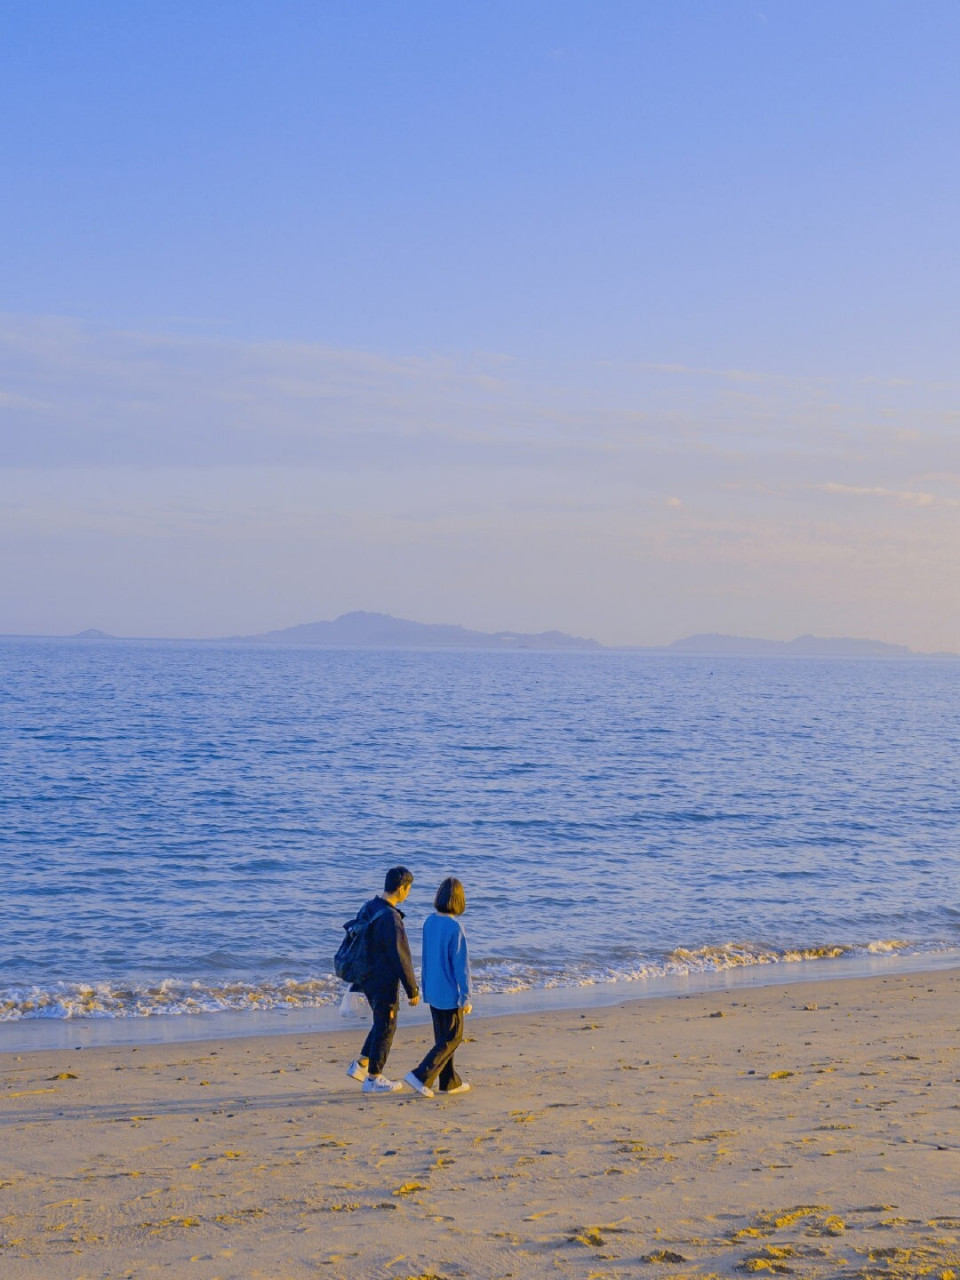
xmin=2 ymin=1 xmax=959 ymax=646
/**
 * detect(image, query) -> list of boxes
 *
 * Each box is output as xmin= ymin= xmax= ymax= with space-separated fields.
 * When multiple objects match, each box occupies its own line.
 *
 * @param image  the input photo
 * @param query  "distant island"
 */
xmin=226 ymin=611 xmax=603 ymax=651
xmin=8 ymin=617 xmax=954 ymax=658
xmin=224 ymin=617 xmax=954 ymax=657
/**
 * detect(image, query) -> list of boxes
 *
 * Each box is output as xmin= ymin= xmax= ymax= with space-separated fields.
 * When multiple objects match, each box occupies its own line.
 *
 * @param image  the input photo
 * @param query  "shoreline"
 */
xmin=1 ymin=965 xmax=958 ymax=1278
xmin=2 ymin=945 xmax=958 ymax=1055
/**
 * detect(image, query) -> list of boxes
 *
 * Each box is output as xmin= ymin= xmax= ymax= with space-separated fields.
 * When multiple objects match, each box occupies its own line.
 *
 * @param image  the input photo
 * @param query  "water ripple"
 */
xmin=1 ymin=639 xmax=959 ymax=1020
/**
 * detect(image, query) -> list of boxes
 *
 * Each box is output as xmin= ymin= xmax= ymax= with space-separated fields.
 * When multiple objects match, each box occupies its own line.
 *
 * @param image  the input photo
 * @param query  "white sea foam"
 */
xmin=0 ymin=938 xmax=940 ymax=1021
xmin=0 ymin=976 xmax=342 ymax=1021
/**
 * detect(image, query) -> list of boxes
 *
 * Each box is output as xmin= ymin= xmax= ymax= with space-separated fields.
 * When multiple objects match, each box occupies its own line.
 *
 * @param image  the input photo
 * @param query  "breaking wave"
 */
xmin=0 ymin=937 xmax=939 ymax=1021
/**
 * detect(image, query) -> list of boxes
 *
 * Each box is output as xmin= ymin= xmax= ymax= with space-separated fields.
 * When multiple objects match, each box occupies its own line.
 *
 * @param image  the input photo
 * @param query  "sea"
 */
xmin=1 ymin=638 xmax=958 ymax=1046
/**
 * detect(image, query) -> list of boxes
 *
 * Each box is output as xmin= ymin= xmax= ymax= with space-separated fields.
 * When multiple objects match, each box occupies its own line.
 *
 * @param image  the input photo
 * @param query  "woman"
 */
xmin=405 ymin=876 xmax=472 ymax=1097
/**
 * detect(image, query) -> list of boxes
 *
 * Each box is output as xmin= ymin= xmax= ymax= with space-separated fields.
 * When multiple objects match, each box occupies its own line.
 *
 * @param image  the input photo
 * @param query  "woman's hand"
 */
xmin=462 ymin=1002 xmax=473 ymax=1015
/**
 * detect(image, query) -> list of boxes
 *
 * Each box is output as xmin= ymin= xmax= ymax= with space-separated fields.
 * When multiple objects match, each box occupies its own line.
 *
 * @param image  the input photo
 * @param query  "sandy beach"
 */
xmin=1 ymin=968 xmax=958 ymax=1280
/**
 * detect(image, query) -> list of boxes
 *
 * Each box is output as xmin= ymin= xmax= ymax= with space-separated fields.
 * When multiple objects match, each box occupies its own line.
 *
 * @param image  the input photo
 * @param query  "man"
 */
xmin=346 ymin=865 xmax=420 ymax=1093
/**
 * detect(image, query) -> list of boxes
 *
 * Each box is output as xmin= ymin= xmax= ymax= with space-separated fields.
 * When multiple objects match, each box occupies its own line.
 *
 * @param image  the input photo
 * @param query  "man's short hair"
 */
xmin=384 ymin=865 xmax=414 ymax=895
xmin=434 ymin=876 xmax=466 ymax=916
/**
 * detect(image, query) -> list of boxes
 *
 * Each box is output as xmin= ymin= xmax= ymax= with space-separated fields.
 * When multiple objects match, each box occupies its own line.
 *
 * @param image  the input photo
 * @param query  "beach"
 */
xmin=1 ymin=968 xmax=958 ymax=1279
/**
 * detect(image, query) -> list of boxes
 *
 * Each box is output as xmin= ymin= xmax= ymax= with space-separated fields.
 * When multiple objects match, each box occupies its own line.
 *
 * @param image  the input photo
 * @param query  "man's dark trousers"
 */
xmin=360 ymin=989 xmax=399 ymax=1077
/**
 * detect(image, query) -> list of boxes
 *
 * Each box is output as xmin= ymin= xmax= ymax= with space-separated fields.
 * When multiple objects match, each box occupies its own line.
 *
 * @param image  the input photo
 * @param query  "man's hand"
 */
xmin=462 ymin=1002 xmax=473 ymax=1015
xmin=408 ymin=992 xmax=420 ymax=1006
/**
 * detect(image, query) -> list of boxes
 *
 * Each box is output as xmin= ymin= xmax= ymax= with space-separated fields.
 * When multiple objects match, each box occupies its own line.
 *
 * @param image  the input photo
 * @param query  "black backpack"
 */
xmin=334 ymin=902 xmax=387 ymax=985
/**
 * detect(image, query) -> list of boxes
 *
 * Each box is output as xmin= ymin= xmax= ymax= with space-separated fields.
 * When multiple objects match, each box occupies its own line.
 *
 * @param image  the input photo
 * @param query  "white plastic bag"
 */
xmin=339 ymin=989 xmax=369 ymax=1019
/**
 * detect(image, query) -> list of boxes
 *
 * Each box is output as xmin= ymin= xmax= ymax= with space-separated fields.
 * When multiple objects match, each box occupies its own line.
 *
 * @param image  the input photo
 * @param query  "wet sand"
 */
xmin=1 ymin=968 xmax=958 ymax=1279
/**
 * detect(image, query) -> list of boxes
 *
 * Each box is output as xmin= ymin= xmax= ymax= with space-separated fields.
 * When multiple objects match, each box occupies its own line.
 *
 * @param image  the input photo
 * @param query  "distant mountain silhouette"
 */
xmin=665 ymin=633 xmax=916 ymax=657
xmin=231 ymin=610 xmax=603 ymax=650
xmin=11 ymin=620 xmax=950 ymax=659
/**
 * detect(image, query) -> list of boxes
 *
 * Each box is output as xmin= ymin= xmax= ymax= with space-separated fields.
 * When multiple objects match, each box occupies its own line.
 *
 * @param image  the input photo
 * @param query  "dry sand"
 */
xmin=1 ymin=968 xmax=958 ymax=1279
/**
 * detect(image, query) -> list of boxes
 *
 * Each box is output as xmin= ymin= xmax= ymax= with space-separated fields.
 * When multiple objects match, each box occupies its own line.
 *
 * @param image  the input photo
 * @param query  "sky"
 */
xmin=2 ymin=0 xmax=959 ymax=649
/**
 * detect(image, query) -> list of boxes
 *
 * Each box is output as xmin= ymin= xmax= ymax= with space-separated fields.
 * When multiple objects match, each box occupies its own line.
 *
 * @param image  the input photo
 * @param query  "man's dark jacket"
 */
xmin=351 ymin=896 xmax=418 ymax=1002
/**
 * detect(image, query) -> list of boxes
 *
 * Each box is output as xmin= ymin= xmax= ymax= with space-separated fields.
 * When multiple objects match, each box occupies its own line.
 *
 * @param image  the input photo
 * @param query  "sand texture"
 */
xmin=1 ymin=969 xmax=959 ymax=1279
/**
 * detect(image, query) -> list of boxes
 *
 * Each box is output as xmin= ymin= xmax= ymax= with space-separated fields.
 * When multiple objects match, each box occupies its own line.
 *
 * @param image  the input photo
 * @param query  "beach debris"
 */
xmin=867 ymin=1245 xmax=958 ymax=1277
xmin=144 ymin=1215 xmax=201 ymax=1232
xmin=571 ymin=1226 xmax=605 ymax=1247
xmin=211 ymin=1208 xmax=265 ymax=1224
xmin=188 ymin=1150 xmax=246 ymax=1169
xmin=617 ymin=1139 xmax=675 ymax=1162
xmin=739 ymin=1206 xmax=829 ymax=1237
xmin=770 ymin=1206 xmax=826 ymax=1230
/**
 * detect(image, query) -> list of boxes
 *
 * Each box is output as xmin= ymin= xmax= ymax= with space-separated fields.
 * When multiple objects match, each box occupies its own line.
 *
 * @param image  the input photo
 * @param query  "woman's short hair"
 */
xmin=434 ymin=876 xmax=466 ymax=916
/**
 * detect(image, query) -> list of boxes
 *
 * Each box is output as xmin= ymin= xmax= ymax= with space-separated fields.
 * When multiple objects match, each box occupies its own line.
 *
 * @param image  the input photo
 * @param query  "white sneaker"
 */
xmin=346 ymin=1059 xmax=368 ymax=1082
xmin=362 ymin=1074 xmax=403 ymax=1093
xmin=404 ymin=1071 xmax=434 ymax=1098
xmin=441 ymin=1081 xmax=471 ymax=1095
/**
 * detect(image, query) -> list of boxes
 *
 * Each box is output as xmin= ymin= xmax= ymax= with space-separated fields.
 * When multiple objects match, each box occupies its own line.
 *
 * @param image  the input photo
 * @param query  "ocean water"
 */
xmin=1 ymin=639 xmax=958 ymax=1025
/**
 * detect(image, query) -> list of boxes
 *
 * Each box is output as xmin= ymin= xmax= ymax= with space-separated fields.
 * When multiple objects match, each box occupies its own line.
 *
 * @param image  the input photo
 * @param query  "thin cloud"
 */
xmin=0 ymin=313 xmax=849 ymax=471
xmin=820 ymin=482 xmax=956 ymax=508
xmin=4 ymin=314 xmax=960 ymax=531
